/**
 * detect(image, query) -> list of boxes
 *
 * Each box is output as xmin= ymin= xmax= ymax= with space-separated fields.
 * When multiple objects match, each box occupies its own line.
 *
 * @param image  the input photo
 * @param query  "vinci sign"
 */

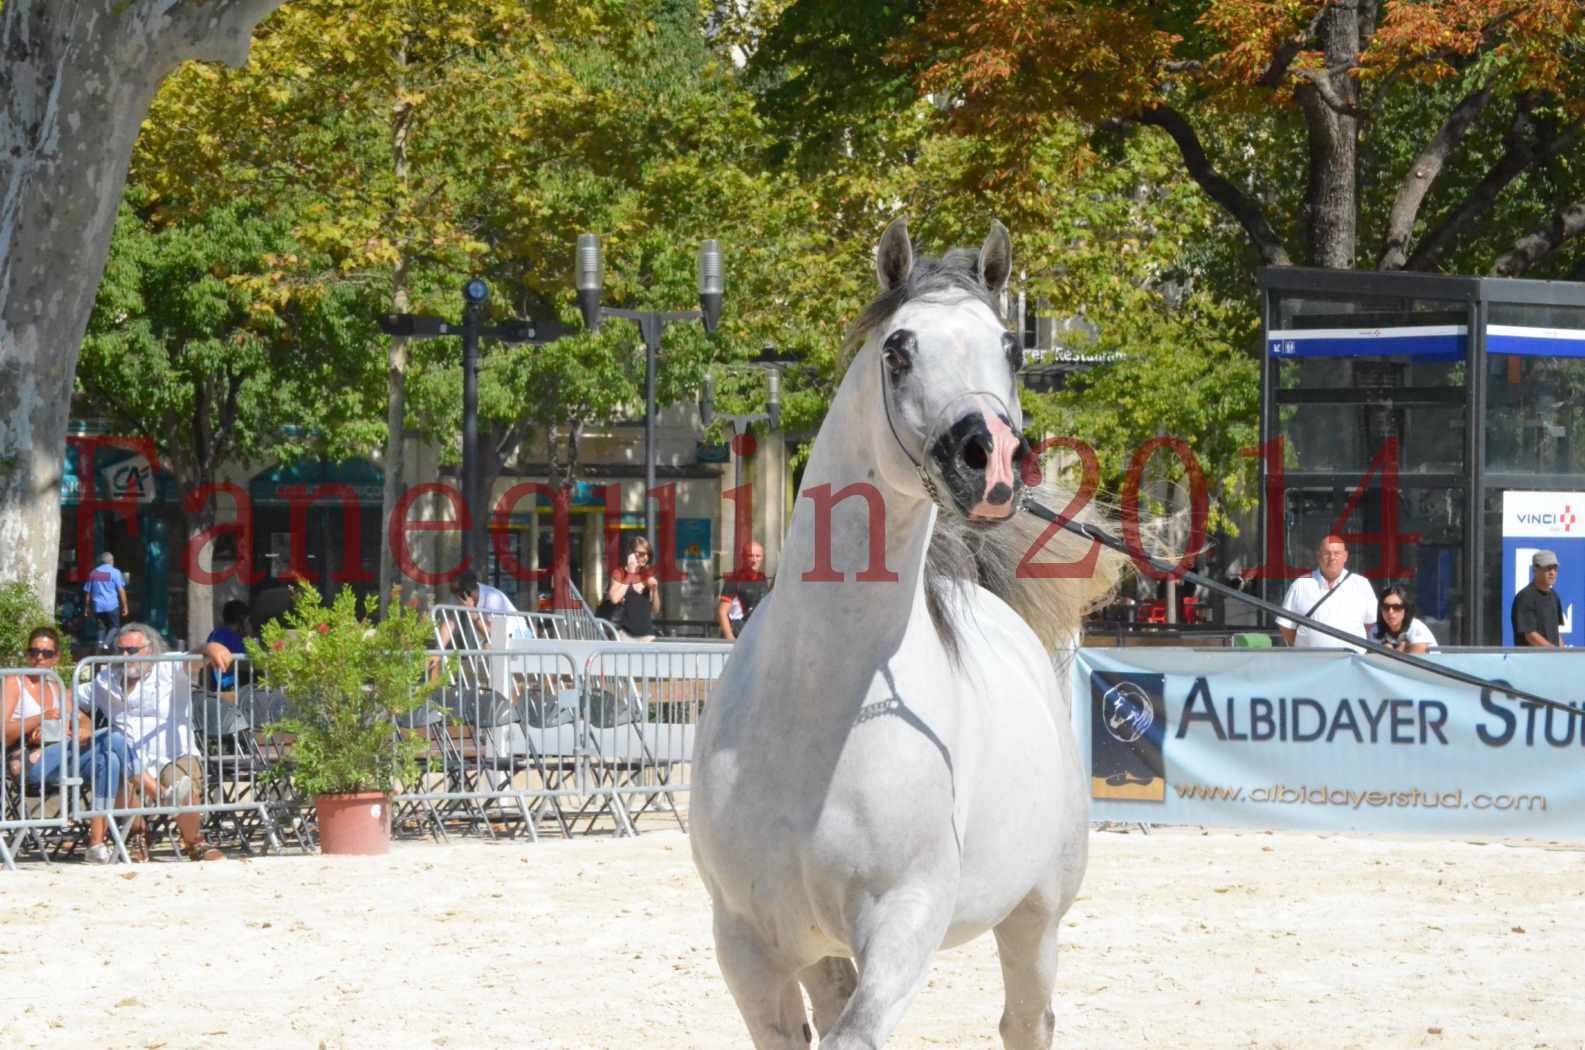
xmin=1501 ymin=491 xmax=1585 ymax=646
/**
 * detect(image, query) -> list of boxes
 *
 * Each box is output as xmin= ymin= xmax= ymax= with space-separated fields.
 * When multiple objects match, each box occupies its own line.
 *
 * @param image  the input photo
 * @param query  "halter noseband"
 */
xmin=878 ymin=351 xmax=1028 ymax=519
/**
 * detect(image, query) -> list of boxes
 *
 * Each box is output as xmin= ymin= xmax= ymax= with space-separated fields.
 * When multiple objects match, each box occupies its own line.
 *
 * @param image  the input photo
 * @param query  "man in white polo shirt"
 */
xmin=1278 ymin=534 xmax=1378 ymax=649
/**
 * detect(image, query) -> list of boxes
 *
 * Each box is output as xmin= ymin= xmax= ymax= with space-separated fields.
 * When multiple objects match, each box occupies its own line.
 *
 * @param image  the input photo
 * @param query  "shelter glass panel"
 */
xmin=1484 ymin=304 xmax=1585 ymax=476
xmin=1271 ymin=292 xmax=1468 ymax=476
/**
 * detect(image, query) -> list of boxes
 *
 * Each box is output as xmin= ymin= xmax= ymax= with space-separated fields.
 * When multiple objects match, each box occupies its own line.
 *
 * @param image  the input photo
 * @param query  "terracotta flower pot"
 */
xmin=314 ymin=791 xmax=392 ymax=855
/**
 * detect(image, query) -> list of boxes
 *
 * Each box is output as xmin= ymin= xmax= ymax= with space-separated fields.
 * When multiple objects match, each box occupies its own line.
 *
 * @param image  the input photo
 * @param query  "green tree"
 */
xmin=79 ymin=195 xmax=385 ymax=641
xmin=135 ymin=0 xmax=839 ymax=605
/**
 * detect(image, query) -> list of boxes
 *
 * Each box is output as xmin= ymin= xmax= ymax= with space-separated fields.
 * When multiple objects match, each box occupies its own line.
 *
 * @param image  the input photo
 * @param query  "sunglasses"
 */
xmin=1380 ymin=602 xmax=1405 ymax=611
xmin=25 ymin=647 xmax=58 ymax=658
xmin=114 ymin=645 xmax=145 ymax=655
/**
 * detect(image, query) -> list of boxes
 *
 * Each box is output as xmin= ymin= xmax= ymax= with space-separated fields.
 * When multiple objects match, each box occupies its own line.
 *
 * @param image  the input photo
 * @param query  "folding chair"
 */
xmin=445 ymin=687 xmax=572 ymax=841
xmin=392 ymin=702 xmax=454 ymax=841
xmin=193 ymin=694 xmax=298 ymax=854
xmin=575 ymin=681 xmax=660 ymax=835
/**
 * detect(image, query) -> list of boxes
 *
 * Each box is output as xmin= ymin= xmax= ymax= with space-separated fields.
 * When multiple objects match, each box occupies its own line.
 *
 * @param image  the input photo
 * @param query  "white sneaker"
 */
xmin=84 ymin=843 xmax=114 ymax=865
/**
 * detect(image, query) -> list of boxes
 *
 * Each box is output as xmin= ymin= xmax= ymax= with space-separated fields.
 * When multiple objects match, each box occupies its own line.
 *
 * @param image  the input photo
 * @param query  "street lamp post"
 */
xmin=700 ymin=343 xmax=802 ymax=498
xmin=700 ymin=345 xmax=801 ymax=575
xmin=576 ymin=234 xmax=723 ymax=550
xmin=377 ymin=279 xmax=562 ymax=571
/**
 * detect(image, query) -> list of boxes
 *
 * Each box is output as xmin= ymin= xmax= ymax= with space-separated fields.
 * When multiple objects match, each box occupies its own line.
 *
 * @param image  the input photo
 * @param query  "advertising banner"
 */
xmin=1499 ymin=491 xmax=1585 ymax=646
xmin=1073 ymin=648 xmax=1585 ymax=836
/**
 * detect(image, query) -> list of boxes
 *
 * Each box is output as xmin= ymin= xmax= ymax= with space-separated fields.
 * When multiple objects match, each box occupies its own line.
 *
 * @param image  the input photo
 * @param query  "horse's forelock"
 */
xmin=841 ymin=249 xmax=1002 ymax=370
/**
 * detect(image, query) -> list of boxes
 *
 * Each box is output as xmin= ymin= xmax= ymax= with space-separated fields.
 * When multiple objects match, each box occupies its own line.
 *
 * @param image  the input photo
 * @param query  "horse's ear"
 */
xmin=979 ymin=221 xmax=1012 ymax=297
xmin=876 ymin=217 xmax=913 ymax=291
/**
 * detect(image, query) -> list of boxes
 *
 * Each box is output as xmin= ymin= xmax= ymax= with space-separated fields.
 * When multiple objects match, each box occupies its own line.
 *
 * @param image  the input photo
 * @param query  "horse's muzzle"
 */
xmin=928 ymin=399 xmax=1023 ymax=521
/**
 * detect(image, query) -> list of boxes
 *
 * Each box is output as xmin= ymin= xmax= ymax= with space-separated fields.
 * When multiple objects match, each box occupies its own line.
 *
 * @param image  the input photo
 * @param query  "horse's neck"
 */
xmin=775 ymin=357 xmax=933 ymax=636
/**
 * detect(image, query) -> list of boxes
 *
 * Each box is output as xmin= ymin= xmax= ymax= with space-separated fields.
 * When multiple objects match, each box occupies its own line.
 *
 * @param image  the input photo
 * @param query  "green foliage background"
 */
xmin=0 ymin=582 xmax=71 ymax=671
xmin=70 ymin=0 xmax=1585 ymax=562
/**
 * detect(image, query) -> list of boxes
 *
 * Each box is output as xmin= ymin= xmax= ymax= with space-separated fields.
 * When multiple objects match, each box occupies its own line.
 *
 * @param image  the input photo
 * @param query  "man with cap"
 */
xmin=1512 ymin=549 xmax=1565 ymax=648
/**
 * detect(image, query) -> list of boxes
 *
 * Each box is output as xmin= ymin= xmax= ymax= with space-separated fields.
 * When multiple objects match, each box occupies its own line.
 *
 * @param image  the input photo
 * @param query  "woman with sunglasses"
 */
xmin=606 ymin=535 xmax=661 ymax=641
xmin=1371 ymin=586 xmax=1435 ymax=654
xmin=4 ymin=626 xmax=130 ymax=863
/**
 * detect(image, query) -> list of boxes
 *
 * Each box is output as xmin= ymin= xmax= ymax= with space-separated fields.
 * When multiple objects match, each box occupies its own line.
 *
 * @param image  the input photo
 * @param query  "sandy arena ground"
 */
xmin=3 ymin=825 xmax=1583 ymax=1049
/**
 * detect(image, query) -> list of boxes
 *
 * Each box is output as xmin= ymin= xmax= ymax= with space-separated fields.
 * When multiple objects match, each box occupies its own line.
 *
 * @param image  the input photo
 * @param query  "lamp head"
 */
xmin=766 ymin=368 xmax=782 ymax=431
xmin=697 ymin=239 xmax=723 ymax=334
xmin=576 ymin=233 xmax=603 ymax=331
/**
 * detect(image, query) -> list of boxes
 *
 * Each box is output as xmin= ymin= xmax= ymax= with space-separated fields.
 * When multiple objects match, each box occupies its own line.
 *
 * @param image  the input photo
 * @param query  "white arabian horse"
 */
xmin=691 ymin=219 xmax=1125 ymax=1048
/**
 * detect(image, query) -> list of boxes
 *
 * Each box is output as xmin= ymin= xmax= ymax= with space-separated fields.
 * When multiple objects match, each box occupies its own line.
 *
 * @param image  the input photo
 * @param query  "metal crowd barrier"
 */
xmin=525 ymin=611 xmax=619 ymax=642
xmin=575 ymin=644 xmax=729 ymax=836
xmin=6 ymin=639 xmax=734 ymax=865
xmin=431 ymin=604 xmax=620 ymax=692
xmin=392 ymin=647 xmax=585 ymax=842
xmin=402 ymin=639 xmax=727 ymax=838
xmin=71 ymin=654 xmax=293 ymax=864
xmin=1 ymin=668 xmax=74 ymax=871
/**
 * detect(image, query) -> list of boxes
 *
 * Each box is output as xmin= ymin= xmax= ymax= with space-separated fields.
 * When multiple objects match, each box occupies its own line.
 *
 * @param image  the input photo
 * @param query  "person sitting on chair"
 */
xmin=5 ymin=627 xmax=133 ymax=864
xmin=79 ymin=623 xmax=223 ymax=862
xmin=439 ymin=571 xmax=528 ymax=649
xmin=201 ymin=599 xmax=252 ymax=694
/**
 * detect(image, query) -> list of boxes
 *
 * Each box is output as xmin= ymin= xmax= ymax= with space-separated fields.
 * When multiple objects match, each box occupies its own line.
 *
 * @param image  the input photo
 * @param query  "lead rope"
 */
xmin=1021 ymin=497 xmax=1579 ymax=718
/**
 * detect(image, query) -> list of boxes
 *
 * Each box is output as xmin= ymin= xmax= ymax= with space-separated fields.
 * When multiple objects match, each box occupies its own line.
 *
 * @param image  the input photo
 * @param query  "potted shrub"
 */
xmin=247 ymin=586 xmax=440 ymax=855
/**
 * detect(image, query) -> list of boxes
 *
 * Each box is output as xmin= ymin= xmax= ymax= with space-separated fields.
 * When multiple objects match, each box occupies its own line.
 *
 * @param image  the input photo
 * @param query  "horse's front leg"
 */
xmin=818 ymin=886 xmax=954 ymax=1050
xmin=712 ymin=904 xmax=811 ymax=1049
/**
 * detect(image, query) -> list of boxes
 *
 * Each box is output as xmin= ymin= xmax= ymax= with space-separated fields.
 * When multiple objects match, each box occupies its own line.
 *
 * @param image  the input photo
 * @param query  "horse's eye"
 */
xmin=1003 ymin=331 xmax=1024 ymax=373
xmin=882 ymin=330 xmax=916 ymax=376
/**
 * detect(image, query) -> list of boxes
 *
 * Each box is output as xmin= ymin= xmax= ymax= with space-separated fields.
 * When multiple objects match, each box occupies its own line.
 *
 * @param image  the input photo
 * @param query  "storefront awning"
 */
xmin=249 ymin=458 xmax=384 ymax=505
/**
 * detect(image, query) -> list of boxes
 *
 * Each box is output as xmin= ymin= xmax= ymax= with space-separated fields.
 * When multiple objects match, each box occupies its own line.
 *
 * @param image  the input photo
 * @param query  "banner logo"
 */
xmin=1089 ymin=671 xmax=1167 ymax=802
xmin=1102 ymin=680 xmax=1155 ymax=743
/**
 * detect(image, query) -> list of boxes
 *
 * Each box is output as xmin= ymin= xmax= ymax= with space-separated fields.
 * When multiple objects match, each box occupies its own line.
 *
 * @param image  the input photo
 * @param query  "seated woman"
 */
xmin=4 ymin=626 xmax=132 ymax=864
xmin=201 ymin=599 xmax=252 ymax=693
xmin=79 ymin=622 xmax=224 ymax=861
xmin=1371 ymin=586 xmax=1436 ymax=654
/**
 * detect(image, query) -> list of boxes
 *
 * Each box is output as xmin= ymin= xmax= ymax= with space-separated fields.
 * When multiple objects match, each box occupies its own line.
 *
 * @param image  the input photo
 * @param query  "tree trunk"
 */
xmin=0 ymin=0 xmax=288 ymax=610
xmin=1295 ymin=3 xmax=1362 ymax=269
xmin=377 ymin=38 xmax=412 ymax=620
xmin=183 ymin=491 xmax=218 ymax=650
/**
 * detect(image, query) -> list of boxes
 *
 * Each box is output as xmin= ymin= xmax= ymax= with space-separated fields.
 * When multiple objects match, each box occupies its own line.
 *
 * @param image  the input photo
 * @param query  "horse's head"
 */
xmin=864 ymin=218 xmax=1029 ymax=525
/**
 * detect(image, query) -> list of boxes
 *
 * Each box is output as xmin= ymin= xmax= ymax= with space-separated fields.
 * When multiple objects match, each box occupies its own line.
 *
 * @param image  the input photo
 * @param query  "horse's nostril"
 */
xmin=962 ymin=439 xmax=989 ymax=472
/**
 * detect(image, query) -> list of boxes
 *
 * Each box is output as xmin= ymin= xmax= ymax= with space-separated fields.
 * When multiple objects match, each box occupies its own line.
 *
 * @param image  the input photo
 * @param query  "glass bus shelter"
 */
xmin=1260 ymin=267 xmax=1585 ymax=645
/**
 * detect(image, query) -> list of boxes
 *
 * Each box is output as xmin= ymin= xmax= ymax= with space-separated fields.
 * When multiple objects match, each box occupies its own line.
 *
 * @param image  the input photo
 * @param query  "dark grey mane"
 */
xmin=841 ymin=245 xmax=1011 ymax=664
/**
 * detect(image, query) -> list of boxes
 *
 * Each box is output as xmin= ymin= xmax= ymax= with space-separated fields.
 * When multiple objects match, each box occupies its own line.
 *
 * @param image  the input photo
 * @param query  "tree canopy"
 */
xmin=899 ymin=0 xmax=1585 ymax=276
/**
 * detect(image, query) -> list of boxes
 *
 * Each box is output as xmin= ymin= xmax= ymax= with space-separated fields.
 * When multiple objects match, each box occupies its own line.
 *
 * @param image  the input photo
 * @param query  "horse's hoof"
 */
xmin=803 ymin=1021 xmax=813 ymax=1044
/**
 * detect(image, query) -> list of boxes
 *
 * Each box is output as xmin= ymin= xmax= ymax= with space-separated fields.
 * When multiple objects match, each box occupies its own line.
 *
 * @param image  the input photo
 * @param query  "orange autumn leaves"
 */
xmin=904 ymin=0 xmax=1585 ymax=134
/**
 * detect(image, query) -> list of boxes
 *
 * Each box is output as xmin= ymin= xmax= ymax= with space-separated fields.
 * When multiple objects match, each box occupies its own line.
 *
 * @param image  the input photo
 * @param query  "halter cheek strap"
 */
xmin=880 ymin=361 xmax=948 ymax=511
